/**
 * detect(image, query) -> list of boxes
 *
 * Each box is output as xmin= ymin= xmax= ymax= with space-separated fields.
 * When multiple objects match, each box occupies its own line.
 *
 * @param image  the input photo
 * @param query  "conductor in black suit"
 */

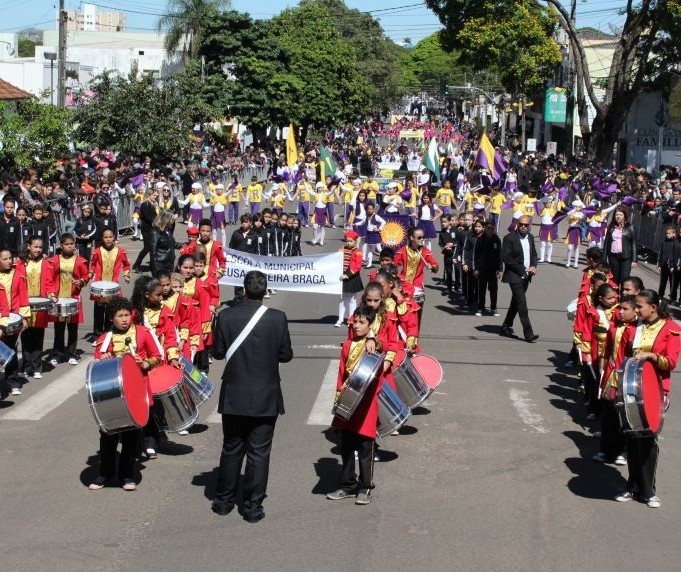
xmin=210 ymin=270 xmax=293 ymax=522
xmin=499 ymin=215 xmax=539 ymax=342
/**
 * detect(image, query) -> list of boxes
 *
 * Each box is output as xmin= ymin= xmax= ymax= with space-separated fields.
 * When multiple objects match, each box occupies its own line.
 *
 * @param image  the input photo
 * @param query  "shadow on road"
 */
xmin=311 ymin=457 xmax=342 ymax=495
xmin=78 ymin=452 xmax=147 ymax=488
xmin=191 ymin=467 xmax=219 ymax=500
xmin=411 ymin=406 xmax=431 ymax=416
xmin=288 ymin=315 xmax=338 ymax=324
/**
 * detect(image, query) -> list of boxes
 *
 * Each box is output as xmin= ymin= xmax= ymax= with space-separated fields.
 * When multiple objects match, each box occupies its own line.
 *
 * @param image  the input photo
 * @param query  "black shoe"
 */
xmin=132 ymin=266 xmax=141 ymax=274
xmin=211 ymin=502 xmax=235 ymax=516
xmin=525 ymin=334 xmax=539 ymax=343
xmin=499 ymin=326 xmax=514 ymax=337
xmin=243 ymin=510 xmax=265 ymax=523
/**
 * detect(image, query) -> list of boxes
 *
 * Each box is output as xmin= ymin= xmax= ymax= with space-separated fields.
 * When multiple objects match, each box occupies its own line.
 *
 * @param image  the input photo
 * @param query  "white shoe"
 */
xmin=614 ymin=455 xmax=627 ymax=466
xmin=68 ymin=357 xmax=79 ymax=366
xmin=538 ymin=259 xmax=544 ymax=263
xmin=547 ymin=259 xmax=552 ymax=263
xmin=565 ymin=262 xmax=570 ymax=268
xmin=177 ymin=429 xmax=189 ymax=436
xmin=18 ymin=372 xmax=28 ymax=380
xmin=11 ymin=387 xmax=22 ymax=396
xmin=263 ymin=293 xmax=271 ymax=299
xmin=646 ymin=495 xmax=661 ymax=508
xmin=334 ymin=320 xmax=343 ymax=327
xmin=33 ymin=372 xmax=42 ymax=379
xmin=49 ymin=358 xmax=58 ymax=367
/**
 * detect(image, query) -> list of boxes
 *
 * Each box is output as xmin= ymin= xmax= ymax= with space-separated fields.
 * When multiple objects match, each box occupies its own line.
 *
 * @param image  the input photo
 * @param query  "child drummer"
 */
xmin=327 ymin=305 xmax=391 ymax=506
xmin=89 ymin=228 xmax=131 ymax=338
xmin=89 ymin=298 xmax=163 ymax=491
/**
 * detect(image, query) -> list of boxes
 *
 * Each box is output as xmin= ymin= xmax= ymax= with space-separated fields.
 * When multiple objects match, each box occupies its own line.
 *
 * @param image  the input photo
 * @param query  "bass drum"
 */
xmin=567 ymin=298 xmax=578 ymax=321
xmin=377 ymin=383 xmax=411 ymax=438
xmin=332 ymin=352 xmax=385 ymax=421
xmin=86 ymin=354 xmax=149 ymax=434
xmin=0 ymin=339 xmax=16 ymax=371
xmin=615 ymin=357 xmax=664 ymax=436
xmin=411 ymin=354 xmax=443 ymax=390
xmin=392 ymin=352 xmax=431 ymax=408
xmin=179 ymin=356 xmax=214 ymax=407
xmin=148 ymin=364 xmax=198 ymax=433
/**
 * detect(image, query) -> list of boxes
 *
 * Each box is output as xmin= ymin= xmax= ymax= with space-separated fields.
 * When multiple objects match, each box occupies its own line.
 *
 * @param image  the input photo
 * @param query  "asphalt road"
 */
xmin=0 ymin=213 xmax=679 ymax=572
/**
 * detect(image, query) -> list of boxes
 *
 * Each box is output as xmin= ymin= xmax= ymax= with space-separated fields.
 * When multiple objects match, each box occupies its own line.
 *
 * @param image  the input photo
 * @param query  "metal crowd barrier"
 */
xmin=631 ymin=209 xmax=664 ymax=261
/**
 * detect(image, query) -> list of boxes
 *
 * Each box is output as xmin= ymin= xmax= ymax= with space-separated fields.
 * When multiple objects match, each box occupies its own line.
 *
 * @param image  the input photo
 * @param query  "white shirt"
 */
xmin=519 ymin=233 xmax=530 ymax=269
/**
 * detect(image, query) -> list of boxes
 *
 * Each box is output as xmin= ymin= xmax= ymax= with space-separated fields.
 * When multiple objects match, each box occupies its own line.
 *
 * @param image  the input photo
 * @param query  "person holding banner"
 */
xmin=336 ymin=231 xmax=364 ymax=328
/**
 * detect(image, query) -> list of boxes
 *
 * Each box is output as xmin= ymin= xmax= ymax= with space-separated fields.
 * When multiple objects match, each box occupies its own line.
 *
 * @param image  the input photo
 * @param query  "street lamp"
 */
xmin=0 ymin=40 xmax=15 ymax=57
xmin=44 ymin=52 xmax=57 ymax=105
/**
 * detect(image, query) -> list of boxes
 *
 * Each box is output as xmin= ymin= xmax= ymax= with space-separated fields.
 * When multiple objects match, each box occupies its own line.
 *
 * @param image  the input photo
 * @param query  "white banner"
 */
xmin=219 ymin=249 xmax=343 ymax=295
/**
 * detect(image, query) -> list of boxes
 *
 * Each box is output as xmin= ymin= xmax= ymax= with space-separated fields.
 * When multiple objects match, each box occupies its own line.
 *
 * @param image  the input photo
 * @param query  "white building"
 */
xmin=66 ymin=4 xmax=127 ymax=32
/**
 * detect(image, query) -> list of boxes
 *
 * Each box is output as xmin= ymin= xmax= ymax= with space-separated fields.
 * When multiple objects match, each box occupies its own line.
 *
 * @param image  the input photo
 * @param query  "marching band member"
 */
xmin=394 ymin=227 xmax=439 ymax=327
xmin=373 ymin=270 xmax=419 ymax=354
xmin=537 ymin=190 xmax=564 ymax=264
xmin=246 ymin=176 xmax=264 ymax=216
xmin=48 ymin=233 xmax=89 ymax=366
xmin=335 ymin=230 xmax=364 ymax=328
xmin=178 ymin=182 xmax=210 ymax=229
xmin=181 ymin=219 xmax=227 ymax=279
xmin=209 ymin=183 xmax=229 ymax=245
xmin=89 ymin=298 xmax=163 ymax=491
xmin=293 ymin=177 xmax=312 ymax=228
xmin=176 ymin=254 xmax=210 ymax=359
xmin=616 ymin=290 xmax=680 ymax=508
xmin=226 ymin=175 xmax=242 ymax=226
xmin=0 ymin=248 xmax=30 ymax=395
xmin=312 ymin=182 xmax=328 ymax=247
xmin=327 ymin=305 xmax=391 ymax=505
xmin=160 ymin=272 xmax=200 ymax=361
xmin=565 ymin=200 xmax=585 ymax=269
xmin=89 ymin=228 xmax=131 ymax=337
xmin=180 ymin=226 xmax=199 ymax=256
xmin=413 ymin=193 xmax=442 ymax=251
xmin=192 ymin=250 xmax=218 ymax=374
xmin=17 ymin=236 xmax=53 ymax=380
xmin=594 ymin=296 xmax=637 ymax=465
xmin=587 ymin=202 xmax=618 ymax=248
xmin=363 ymin=203 xmax=386 ymax=268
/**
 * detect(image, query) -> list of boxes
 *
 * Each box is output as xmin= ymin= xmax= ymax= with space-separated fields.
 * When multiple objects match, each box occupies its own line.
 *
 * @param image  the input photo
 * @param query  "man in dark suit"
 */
xmin=500 ymin=215 xmax=539 ymax=342
xmin=210 ymin=270 xmax=293 ymax=522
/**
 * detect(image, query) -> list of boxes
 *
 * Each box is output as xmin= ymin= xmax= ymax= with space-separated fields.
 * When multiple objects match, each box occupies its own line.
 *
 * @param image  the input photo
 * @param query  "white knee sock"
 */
xmin=319 ymin=227 xmax=325 ymax=245
xmin=338 ymin=297 xmax=346 ymax=321
xmin=566 ymin=245 xmax=573 ymax=265
xmin=221 ymin=228 xmax=227 ymax=246
xmin=546 ymin=242 xmax=553 ymax=262
xmin=572 ymin=246 xmax=580 ymax=267
xmin=212 ymin=229 xmax=217 ymax=241
xmin=540 ymin=241 xmax=547 ymax=261
xmin=365 ymin=248 xmax=373 ymax=266
xmin=313 ymin=225 xmax=320 ymax=244
xmin=348 ymin=293 xmax=357 ymax=316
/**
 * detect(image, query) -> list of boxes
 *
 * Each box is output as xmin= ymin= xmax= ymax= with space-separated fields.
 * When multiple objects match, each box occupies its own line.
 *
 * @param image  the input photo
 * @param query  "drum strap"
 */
xmin=632 ymin=323 xmax=644 ymax=350
xmin=143 ymin=317 xmax=166 ymax=359
xmin=225 ymin=306 xmax=267 ymax=364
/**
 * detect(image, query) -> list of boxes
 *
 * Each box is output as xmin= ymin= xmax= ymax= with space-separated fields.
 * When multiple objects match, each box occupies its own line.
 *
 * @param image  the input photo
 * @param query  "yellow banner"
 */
xmin=399 ymin=129 xmax=425 ymax=139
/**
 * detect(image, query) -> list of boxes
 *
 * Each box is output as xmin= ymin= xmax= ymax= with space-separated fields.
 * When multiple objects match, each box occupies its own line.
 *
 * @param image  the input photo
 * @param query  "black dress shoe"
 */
xmin=243 ymin=510 xmax=265 ymax=523
xmin=499 ymin=326 xmax=514 ymax=337
xmin=525 ymin=334 xmax=539 ymax=343
xmin=211 ymin=502 xmax=235 ymax=516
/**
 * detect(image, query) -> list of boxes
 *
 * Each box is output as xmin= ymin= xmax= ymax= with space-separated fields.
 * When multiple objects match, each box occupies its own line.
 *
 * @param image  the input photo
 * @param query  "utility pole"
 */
xmin=57 ymin=0 xmax=67 ymax=107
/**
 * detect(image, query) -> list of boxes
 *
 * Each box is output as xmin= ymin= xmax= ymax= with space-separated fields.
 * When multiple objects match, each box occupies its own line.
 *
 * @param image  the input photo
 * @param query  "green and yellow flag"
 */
xmin=319 ymin=146 xmax=338 ymax=181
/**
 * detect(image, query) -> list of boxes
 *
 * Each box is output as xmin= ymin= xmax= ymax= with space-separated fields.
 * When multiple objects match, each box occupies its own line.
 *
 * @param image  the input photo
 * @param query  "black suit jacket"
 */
xmin=502 ymin=231 xmax=538 ymax=284
xmin=211 ymin=299 xmax=293 ymax=417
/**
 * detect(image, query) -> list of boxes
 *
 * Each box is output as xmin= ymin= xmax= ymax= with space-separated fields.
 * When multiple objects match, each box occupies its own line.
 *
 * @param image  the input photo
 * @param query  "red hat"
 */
xmin=187 ymin=227 xmax=199 ymax=237
xmin=343 ymin=230 xmax=359 ymax=241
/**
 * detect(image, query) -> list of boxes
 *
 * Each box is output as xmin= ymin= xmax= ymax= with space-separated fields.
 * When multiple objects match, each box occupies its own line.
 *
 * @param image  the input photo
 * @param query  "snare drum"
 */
xmin=49 ymin=297 xmax=79 ymax=317
xmin=377 ymin=383 xmax=411 ymax=438
xmin=0 ymin=339 xmax=16 ymax=371
xmin=86 ymin=354 xmax=150 ymax=434
xmin=567 ymin=298 xmax=578 ymax=321
xmin=5 ymin=313 xmax=23 ymax=335
xmin=333 ymin=352 xmax=385 ymax=421
xmin=148 ymin=364 xmax=198 ymax=432
xmin=615 ymin=357 xmax=665 ymax=436
xmin=392 ymin=353 xmax=431 ymax=408
xmin=29 ymin=297 xmax=53 ymax=313
xmin=179 ymin=356 xmax=214 ymax=407
xmin=410 ymin=354 xmax=443 ymax=390
xmin=90 ymin=280 xmax=121 ymax=303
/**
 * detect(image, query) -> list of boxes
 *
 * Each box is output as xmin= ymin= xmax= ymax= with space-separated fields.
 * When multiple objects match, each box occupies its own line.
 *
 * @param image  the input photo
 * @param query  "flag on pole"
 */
xmin=475 ymin=132 xmax=507 ymax=181
xmin=286 ymin=123 xmax=297 ymax=167
xmin=319 ymin=146 xmax=338 ymax=180
xmin=423 ymin=137 xmax=441 ymax=184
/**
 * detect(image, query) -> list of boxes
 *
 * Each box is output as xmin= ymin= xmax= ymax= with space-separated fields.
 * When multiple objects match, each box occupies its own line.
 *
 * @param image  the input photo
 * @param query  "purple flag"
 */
xmin=493 ymin=149 xmax=508 ymax=182
xmin=621 ymin=196 xmax=641 ymax=206
xmin=501 ymin=199 xmax=515 ymax=210
xmin=552 ymin=212 xmax=568 ymax=224
xmin=558 ymin=188 xmax=569 ymax=203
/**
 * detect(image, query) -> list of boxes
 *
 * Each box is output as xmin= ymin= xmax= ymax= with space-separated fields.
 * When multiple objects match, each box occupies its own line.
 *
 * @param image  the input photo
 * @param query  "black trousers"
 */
xmin=599 ymin=400 xmax=625 ymax=459
xmin=77 ymin=243 xmax=92 ymax=262
xmin=477 ymin=270 xmax=498 ymax=311
xmin=581 ymin=363 xmax=603 ymax=417
xmin=93 ymin=302 xmax=111 ymax=335
xmin=53 ymin=321 xmax=78 ymax=358
xmin=658 ymin=265 xmax=675 ymax=300
xmin=442 ymin=259 xmax=453 ymax=291
xmin=1 ymin=333 xmax=20 ymax=390
xmin=460 ymin=266 xmax=468 ymax=298
xmin=133 ymin=230 xmax=153 ymax=270
xmin=626 ymin=434 xmax=658 ymax=499
xmin=194 ymin=348 xmax=209 ymax=374
xmin=465 ymin=271 xmax=478 ymax=306
xmin=671 ymin=270 xmax=681 ymax=302
xmin=214 ymin=414 xmax=277 ymax=515
xmin=607 ymin=253 xmax=632 ymax=286
xmin=339 ymin=429 xmax=375 ymax=491
xmin=20 ymin=327 xmax=45 ymax=374
xmin=502 ymin=279 xmax=534 ymax=338
xmin=143 ymin=408 xmax=162 ymax=451
xmin=454 ymin=263 xmax=461 ymax=291
xmin=98 ymin=428 xmax=141 ymax=481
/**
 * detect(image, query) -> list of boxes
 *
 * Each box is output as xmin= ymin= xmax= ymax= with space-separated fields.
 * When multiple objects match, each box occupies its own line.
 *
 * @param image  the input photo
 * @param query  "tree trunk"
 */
xmin=588 ymin=95 xmax=631 ymax=165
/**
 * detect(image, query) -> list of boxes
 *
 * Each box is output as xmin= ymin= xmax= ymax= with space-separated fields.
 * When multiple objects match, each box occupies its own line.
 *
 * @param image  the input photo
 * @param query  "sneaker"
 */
xmin=614 ymin=455 xmax=627 ymax=466
xmin=88 ymin=476 xmax=108 ymax=490
xmin=11 ymin=387 xmax=22 ymax=396
xmin=122 ymin=480 xmax=137 ymax=491
xmin=33 ymin=372 xmax=43 ymax=379
xmin=326 ymin=488 xmax=357 ymax=501
xmin=586 ymin=413 xmax=597 ymax=421
xmin=145 ymin=448 xmax=157 ymax=459
xmin=646 ymin=495 xmax=661 ymax=508
xmin=18 ymin=372 xmax=28 ymax=380
xmin=492 ymin=310 xmax=500 ymax=317
xmin=271 ymin=290 xmax=277 ymax=294
xmin=68 ymin=357 xmax=79 ymax=366
xmin=355 ymin=490 xmax=371 ymax=505
xmin=615 ymin=491 xmax=634 ymax=502
xmin=475 ymin=310 xmax=483 ymax=317
xmin=263 ymin=293 xmax=271 ymax=299
xmin=334 ymin=320 xmax=343 ymax=327
xmin=592 ymin=451 xmax=606 ymax=463
xmin=177 ymin=429 xmax=189 ymax=436
xmin=49 ymin=358 xmax=58 ymax=367
xmin=390 ymin=429 xmax=399 ymax=436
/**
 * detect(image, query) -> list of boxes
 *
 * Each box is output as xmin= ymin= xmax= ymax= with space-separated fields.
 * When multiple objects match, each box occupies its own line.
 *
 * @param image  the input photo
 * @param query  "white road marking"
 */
xmin=1 ymin=359 xmax=92 ymax=421
xmin=306 ymin=344 xmax=340 ymax=349
xmin=504 ymin=379 xmax=531 ymax=384
xmin=508 ymin=388 xmax=549 ymax=433
xmin=306 ymin=359 xmax=339 ymax=426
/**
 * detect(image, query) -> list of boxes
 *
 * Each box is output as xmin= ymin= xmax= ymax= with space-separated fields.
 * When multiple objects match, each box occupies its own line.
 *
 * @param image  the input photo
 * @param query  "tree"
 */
xmin=0 ymin=99 xmax=71 ymax=173
xmin=426 ymin=0 xmax=681 ymax=162
xmin=18 ymin=37 xmax=41 ymax=58
xmin=157 ymin=0 xmax=231 ymax=59
xmin=398 ymin=33 xmax=464 ymax=91
xmin=73 ymin=72 xmax=196 ymax=159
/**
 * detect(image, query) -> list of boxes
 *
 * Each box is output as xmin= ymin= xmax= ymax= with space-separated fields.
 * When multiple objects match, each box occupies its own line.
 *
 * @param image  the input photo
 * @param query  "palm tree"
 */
xmin=157 ymin=0 xmax=231 ymax=60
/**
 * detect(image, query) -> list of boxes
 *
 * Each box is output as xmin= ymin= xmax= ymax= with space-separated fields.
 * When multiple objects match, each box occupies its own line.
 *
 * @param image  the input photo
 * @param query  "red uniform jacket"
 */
xmin=47 ymin=254 xmax=89 ymax=324
xmin=183 ymin=239 xmax=227 ymax=276
xmin=90 ymin=246 xmax=131 ymax=282
xmin=580 ymin=305 xmax=617 ymax=363
xmin=0 ymin=268 xmax=30 ymax=320
xmin=15 ymin=258 xmax=55 ymax=328
xmin=630 ymin=319 xmax=681 ymax=395
xmin=394 ymin=246 xmax=439 ymax=289
xmin=601 ymin=321 xmax=636 ymax=399
xmin=196 ymin=274 xmax=218 ymax=346
xmin=132 ymin=306 xmax=180 ymax=363
xmin=0 ymin=283 xmax=11 ymax=325
xmin=163 ymin=292 xmax=201 ymax=359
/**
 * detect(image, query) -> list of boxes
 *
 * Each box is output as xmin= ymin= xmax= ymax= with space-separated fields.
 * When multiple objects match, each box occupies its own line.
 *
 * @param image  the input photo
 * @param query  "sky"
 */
xmin=0 ymin=0 xmax=625 ymax=43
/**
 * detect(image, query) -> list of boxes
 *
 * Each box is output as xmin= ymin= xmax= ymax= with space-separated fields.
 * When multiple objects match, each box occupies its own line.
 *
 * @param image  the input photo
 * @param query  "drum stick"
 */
xmin=124 ymin=337 xmax=137 ymax=358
